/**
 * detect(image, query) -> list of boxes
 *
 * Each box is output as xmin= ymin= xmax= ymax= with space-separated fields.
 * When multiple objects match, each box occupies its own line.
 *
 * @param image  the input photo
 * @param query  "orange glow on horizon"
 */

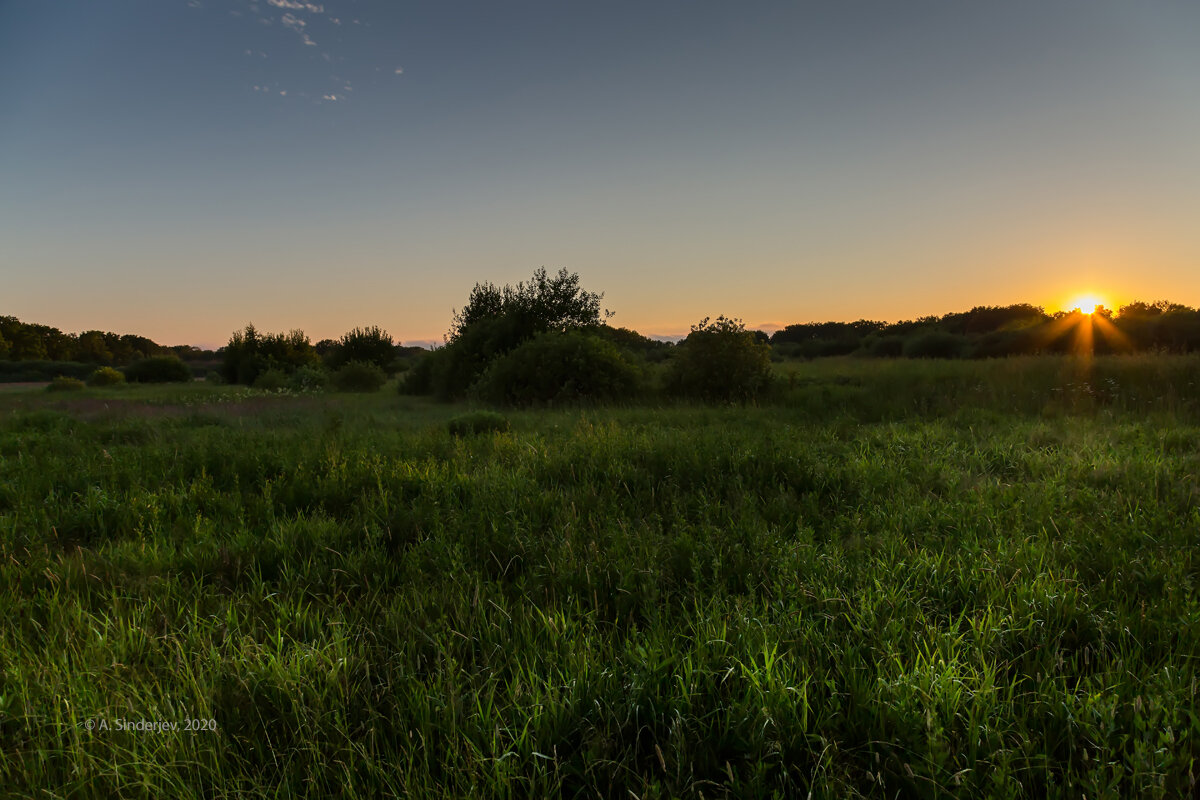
xmin=1064 ymin=293 xmax=1108 ymax=316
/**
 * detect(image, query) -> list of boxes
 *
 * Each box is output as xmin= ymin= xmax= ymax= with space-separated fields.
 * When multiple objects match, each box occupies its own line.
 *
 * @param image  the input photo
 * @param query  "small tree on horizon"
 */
xmin=668 ymin=316 xmax=772 ymax=403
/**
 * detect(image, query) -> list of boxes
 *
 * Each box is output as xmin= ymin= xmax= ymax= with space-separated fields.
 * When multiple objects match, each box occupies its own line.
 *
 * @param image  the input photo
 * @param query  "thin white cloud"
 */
xmin=394 ymin=67 xmax=403 ymax=75
xmin=268 ymin=0 xmax=324 ymax=11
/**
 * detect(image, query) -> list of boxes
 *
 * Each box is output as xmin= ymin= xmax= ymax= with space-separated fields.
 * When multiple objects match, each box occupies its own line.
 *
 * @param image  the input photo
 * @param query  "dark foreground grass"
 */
xmin=1 ymin=356 xmax=1199 ymax=798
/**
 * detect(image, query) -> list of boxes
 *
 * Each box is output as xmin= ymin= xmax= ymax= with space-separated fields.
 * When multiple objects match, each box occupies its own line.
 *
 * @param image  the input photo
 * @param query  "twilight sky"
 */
xmin=3 ymin=1 xmax=1200 ymax=347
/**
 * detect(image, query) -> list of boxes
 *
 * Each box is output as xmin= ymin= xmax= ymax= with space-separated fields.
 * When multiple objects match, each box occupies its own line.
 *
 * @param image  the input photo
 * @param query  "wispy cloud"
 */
xmin=267 ymin=0 xmax=324 ymax=12
xmin=203 ymin=1 xmax=405 ymax=104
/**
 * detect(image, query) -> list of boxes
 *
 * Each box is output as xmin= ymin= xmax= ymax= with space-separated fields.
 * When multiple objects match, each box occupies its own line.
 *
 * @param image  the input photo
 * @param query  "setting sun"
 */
xmin=1069 ymin=294 xmax=1105 ymax=315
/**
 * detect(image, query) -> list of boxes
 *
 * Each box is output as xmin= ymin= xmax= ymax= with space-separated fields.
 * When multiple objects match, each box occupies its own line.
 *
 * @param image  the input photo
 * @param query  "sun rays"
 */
xmin=1036 ymin=299 xmax=1130 ymax=356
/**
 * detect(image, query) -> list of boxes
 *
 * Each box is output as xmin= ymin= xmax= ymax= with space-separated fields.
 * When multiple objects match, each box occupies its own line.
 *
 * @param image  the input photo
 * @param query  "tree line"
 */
xmin=768 ymin=301 xmax=1200 ymax=359
xmin=7 ymin=283 xmax=1200 ymax=393
xmin=0 ymin=316 xmax=210 ymax=364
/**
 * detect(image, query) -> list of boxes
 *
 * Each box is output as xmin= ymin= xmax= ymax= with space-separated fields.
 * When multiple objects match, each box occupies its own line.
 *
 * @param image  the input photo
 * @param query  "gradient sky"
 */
xmin=4 ymin=1 xmax=1200 ymax=347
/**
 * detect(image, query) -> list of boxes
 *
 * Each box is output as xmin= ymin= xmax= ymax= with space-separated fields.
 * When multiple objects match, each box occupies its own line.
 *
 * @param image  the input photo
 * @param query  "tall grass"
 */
xmin=1 ymin=355 xmax=1198 ymax=797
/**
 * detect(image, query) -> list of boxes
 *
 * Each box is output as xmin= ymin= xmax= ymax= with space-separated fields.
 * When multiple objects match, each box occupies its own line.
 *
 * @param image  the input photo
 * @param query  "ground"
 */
xmin=1 ymin=356 xmax=1198 ymax=797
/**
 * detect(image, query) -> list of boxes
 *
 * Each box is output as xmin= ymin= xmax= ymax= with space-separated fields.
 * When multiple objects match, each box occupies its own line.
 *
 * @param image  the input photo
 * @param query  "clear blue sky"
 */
xmin=4 ymin=1 xmax=1199 ymax=346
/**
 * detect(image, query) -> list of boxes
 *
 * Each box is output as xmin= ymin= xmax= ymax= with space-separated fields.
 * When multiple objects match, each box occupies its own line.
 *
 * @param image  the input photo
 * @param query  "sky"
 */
xmin=3 ymin=1 xmax=1200 ymax=347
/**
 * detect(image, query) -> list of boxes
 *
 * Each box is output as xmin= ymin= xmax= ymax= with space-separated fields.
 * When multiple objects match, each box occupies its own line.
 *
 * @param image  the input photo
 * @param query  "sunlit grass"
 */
xmin=1 ymin=357 xmax=1198 ymax=797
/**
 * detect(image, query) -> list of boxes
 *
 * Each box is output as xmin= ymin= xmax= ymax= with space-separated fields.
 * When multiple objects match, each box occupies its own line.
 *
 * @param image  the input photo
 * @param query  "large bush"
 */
xmin=902 ymin=331 xmax=968 ymax=359
xmin=252 ymin=369 xmax=289 ymax=391
xmin=46 ymin=376 xmax=86 ymax=392
xmin=667 ymin=316 xmax=772 ymax=402
xmin=125 ymin=356 xmax=193 ymax=383
xmin=87 ymin=366 xmax=125 ymax=386
xmin=288 ymin=365 xmax=328 ymax=391
xmin=220 ymin=325 xmax=320 ymax=385
xmin=472 ymin=331 xmax=643 ymax=406
xmin=408 ymin=268 xmax=612 ymax=401
xmin=448 ymin=267 xmax=606 ymax=343
xmin=331 ymin=361 xmax=386 ymax=392
xmin=325 ymin=326 xmax=395 ymax=372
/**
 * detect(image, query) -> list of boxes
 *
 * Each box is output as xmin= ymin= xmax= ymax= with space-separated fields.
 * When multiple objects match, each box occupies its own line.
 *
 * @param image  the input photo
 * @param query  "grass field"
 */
xmin=2 ymin=355 xmax=1198 ymax=798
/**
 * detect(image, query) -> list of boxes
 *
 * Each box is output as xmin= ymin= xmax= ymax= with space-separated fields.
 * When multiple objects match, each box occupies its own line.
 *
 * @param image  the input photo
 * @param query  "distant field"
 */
xmin=2 ymin=356 xmax=1198 ymax=797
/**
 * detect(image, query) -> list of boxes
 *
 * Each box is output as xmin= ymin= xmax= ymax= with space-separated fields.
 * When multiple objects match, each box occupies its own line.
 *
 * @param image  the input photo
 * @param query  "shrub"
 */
xmin=87 ymin=366 xmax=125 ymax=386
xmin=667 ymin=316 xmax=772 ymax=402
xmin=903 ymin=331 xmax=968 ymax=359
xmin=220 ymin=325 xmax=319 ymax=385
xmin=331 ymin=361 xmax=386 ymax=392
xmin=253 ymin=369 xmax=289 ymax=391
xmin=46 ymin=376 xmax=85 ymax=392
xmin=124 ymin=356 xmax=193 ymax=383
xmin=205 ymin=371 xmax=224 ymax=385
xmin=864 ymin=335 xmax=905 ymax=358
xmin=288 ymin=365 xmax=328 ymax=391
xmin=404 ymin=315 xmax=529 ymax=401
xmin=447 ymin=410 xmax=511 ymax=437
xmin=325 ymin=326 xmax=395 ymax=372
xmin=472 ymin=331 xmax=643 ymax=406
xmin=409 ymin=268 xmax=611 ymax=401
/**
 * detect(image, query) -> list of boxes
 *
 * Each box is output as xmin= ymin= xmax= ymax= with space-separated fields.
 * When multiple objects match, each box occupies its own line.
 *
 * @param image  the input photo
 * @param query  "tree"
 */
xmin=409 ymin=268 xmax=611 ymax=400
xmin=326 ymin=326 xmax=395 ymax=372
xmin=221 ymin=325 xmax=320 ymax=385
xmin=76 ymin=331 xmax=113 ymax=364
xmin=448 ymin=267 xmax=607 ymax=343
xmin=668 ymin=316 xmax=772 ymax=402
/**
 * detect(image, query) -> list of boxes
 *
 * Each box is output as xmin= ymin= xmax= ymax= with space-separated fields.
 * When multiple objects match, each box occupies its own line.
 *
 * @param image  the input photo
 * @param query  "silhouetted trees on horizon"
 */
xmin=770 ymin=302 xmax=1200 ymax=359
xmin=5 ymin=295 xmax=1200 ymax=387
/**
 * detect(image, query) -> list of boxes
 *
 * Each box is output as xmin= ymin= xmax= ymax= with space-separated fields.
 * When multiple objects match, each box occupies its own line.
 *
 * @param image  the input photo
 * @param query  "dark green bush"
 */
xmin=253 ymin=369 xmax=289 ymax=391
xmin=472 ymin=331 xmax=642 ymax=406
xmin=408 ymin=269 xmax=611 ymax=401
xmin=331 ymin=361 xmax=386 ymax=392
xmin=288 ymin=365 xmax=328 ymax=391
xmin=667 ymin=316 xmax=772 ymax=402
xmin=46 ymin=376 xmax=85 ymax=392
xmin=124 ymin=356 xmax=193 ymax=383
xmin=0 ymin=361 xmax=93 ymax=383
xmin=205 ymin=371 xmax=224 ymax=385
xmin=325 ymin=326 xmax=395 ymax=372
xmin=220 ymin=325 xmax=320 ymax=385
xmin=864 ymin=335 xmax=905 ymax=358
xmin=902 ymin=331 xmax=968 ymax=359
xmin=87 ymin=366 xmax=125 ymax=386
xmin=447 ymin=410 xmax=511 ymax=437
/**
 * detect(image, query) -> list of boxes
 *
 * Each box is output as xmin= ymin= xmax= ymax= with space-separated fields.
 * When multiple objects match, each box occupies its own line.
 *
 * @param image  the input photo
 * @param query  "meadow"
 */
xmin=1 ymin=355 xmax=1198 ymax=798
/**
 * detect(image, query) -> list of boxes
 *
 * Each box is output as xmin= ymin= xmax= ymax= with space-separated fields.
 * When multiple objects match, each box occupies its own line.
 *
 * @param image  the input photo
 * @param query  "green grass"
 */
xmin=1 ymin=356 xmax=1198 ymax=797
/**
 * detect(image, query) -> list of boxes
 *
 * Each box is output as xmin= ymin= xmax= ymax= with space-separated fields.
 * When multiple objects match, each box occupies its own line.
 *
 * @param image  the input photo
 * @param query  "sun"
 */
xmin=1068 ymin=294 xmax=1105 ymax=315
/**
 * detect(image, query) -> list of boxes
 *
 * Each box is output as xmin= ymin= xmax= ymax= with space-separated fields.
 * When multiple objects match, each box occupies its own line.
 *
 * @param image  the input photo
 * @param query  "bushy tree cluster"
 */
xmin=0 ymin=316 xmax=172 ymax=364
xmin=448 ymin=267 xmax=607 ymax=343
xmin=220 ymin=325 xmax=321 ymax=385
xmin=472 ymin=331 xmax=643 ymax=406
xmin=125 ymin=356 xmax=193 ymax=383
xmin=405 ymin=268 xmax=624 ymax=402
xmin=219 ymin=324 xmax=406 ymax=392
xmin=667 ymin=316 xmax=772 ymax=402
xmin=324 ymin=326 xmax=395 ymax=372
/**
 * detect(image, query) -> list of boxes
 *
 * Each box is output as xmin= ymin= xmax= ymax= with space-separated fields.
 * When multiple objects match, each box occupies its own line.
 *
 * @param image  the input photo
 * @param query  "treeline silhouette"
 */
xmin=768 ymin=301 xmax=1200 ymax=359
xmin=5 ymin=297 xmax=1200 ymax=384
xmin=0 ymin=316 xmax=218 ymax=382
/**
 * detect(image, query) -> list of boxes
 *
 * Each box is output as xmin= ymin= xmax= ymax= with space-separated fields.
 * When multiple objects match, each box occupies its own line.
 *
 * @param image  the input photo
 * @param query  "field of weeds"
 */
xmin=2 ymin=356 xmax=1198 ymax=797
